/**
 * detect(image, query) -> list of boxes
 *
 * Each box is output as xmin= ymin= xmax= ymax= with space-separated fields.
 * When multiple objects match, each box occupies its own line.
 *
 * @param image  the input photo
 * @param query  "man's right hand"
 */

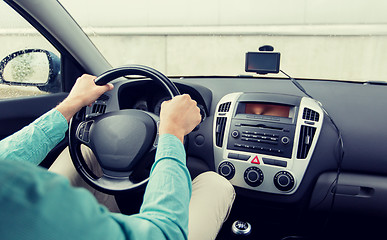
xmin=158 ymin=94 xmax=201 ymax=143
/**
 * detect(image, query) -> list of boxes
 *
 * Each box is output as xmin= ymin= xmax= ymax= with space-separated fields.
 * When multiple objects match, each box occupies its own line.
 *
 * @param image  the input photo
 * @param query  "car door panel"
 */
xmin=0 ymin=93 xmax=67 ymax=140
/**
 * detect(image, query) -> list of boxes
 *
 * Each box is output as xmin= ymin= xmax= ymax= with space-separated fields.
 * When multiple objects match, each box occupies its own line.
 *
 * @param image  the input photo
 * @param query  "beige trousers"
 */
xmin=49 ymin=147 xmax=235 ymax=240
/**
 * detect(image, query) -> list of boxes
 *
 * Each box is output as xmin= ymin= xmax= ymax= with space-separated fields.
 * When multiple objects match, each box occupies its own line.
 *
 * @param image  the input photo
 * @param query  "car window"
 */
xmin=0 ymin=1 xmax=62 ymax=100
xmin=60 ymin=0 xmax=387 ymax=82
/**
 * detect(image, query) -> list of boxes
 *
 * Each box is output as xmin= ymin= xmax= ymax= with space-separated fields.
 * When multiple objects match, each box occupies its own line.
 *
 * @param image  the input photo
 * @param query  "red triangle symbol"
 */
xmin=252 ymin=156 xmax=260 ymax=164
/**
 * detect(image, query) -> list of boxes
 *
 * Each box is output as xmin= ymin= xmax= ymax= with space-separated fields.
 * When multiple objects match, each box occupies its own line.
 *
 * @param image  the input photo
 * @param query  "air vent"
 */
xmin=297 ymin=126 xmax=316 ymax=159
xmin=302 ymin=108 xmax=320 ymax=122
xmin=215 ymin=117 xmax=227 ymax=147
xmin=218 ymin=102 xmax=231 ymax=112
xmin=92 ymin=103 xmax=106 ymax=114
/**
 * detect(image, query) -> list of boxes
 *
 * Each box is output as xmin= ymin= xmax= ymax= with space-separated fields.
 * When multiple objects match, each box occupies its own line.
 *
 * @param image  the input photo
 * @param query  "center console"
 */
xmin=213 ymin=92 xmax=323 ymax=194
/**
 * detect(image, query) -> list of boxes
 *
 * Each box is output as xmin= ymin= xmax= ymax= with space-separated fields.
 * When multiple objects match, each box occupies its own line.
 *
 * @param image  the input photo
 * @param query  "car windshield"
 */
xmin=59 ymin=0 xmax=387 ymax=82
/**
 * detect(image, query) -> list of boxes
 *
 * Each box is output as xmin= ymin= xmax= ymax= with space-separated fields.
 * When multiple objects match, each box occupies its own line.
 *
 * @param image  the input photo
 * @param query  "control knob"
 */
xmin=218 ymin=162 xmax=235 ymax=180
xmin=281 ymin=136 xmax=290 ymax=145
xmin=274 ymin=171 xmax=295 ymax=191
xmin=231 ymin=130 xmax=240 ymax=138
xmin=244 ymin=166 xmax=264 ymax=187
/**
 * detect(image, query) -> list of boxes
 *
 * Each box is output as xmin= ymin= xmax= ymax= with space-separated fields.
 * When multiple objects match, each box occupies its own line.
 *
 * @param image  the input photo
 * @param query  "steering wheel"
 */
xmin=69 ymin=65 xmax=180 ymax=193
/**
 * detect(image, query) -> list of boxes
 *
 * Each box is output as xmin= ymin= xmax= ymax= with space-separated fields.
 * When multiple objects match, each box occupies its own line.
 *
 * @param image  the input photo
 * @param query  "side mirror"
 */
xmin=0 ymin=49 xmax=61 ymax=93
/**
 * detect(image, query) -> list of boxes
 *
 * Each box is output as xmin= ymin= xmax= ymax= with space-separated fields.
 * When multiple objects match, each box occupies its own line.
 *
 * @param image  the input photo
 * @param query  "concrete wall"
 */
xmin=58 ymin=0 xmax=387 ymax=27
xmin=88 ymin=33 xmax=387 ymax=81
xmin=1 ymin=0 xmax=387 ymax=82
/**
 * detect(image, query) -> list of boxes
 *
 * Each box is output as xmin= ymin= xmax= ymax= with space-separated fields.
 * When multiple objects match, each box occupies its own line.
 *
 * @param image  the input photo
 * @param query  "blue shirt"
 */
xmin=0 ymin=109 xmax=191 ymax=239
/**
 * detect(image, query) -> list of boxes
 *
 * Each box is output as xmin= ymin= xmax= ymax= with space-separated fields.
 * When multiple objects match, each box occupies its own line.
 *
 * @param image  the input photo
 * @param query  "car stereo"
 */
xmin=213 ymin=92 xmax=323 ymax=194
xmin=227 ymin=100 xmax=297 ymax=159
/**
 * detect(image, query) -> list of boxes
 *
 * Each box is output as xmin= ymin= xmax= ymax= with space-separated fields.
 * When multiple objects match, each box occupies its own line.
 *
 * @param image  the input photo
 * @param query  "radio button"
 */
xmin=227 ymin=153 xmax=250 ymax=161
xmin=281 ymin=136 xmax=290 ymax=145
xmin=231 ymin=130 xmax=240 ymax=138
xmin=263 ymin=158 xmax=287 ymax=167
xmin=274 ymin=160 xmax=287 ymax=167
xmin=262 ymin=140 xmax=278 ymax=145
xmin=238 ymin=154 xmax=250 ymax=161
xmin=228 ymin=153 xmax=239 ymax=159
xmin=262 ymin=158 xmax=274 ymax=165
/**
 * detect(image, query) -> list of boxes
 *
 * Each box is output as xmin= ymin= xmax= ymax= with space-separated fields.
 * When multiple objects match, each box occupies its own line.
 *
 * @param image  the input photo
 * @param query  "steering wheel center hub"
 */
xmin=90 ymin=110 xmax=156 ymax=172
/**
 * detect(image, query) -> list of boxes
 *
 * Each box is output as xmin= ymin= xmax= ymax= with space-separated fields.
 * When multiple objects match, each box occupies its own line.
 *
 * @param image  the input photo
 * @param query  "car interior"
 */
xmin=1 ymin=0 xmax=387 ymax=239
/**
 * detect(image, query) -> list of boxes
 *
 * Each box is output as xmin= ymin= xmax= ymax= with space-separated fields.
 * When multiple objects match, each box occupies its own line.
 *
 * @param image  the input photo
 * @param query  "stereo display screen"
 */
xmin=245 ymin=103 xmax=290 ymax=118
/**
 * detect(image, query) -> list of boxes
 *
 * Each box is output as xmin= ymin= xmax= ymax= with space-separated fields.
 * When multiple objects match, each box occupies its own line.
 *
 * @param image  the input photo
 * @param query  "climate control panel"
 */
xmin=218 ymin=161 xmax=296 ymax=192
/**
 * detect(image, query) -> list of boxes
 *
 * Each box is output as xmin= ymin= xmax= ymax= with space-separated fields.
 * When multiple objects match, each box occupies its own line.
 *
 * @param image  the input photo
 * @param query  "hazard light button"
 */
xmin=251 ymin=156 xmax=260 ymax=164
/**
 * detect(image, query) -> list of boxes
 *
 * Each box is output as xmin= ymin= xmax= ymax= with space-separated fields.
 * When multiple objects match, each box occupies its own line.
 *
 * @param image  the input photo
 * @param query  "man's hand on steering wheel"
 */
xmin=159 ymin=94 xmax=201 ymax=143
xmin=55 ymin=74 xmax=114 ymax=122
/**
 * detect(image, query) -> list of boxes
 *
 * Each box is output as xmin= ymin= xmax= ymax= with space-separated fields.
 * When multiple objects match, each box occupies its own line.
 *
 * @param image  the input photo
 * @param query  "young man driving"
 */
xmin=0 ymin=74 xmax=235 ymax=240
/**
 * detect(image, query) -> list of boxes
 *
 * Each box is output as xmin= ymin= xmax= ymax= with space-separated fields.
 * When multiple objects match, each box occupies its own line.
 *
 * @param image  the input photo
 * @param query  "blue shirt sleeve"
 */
xmin=0 ymin=133 xmax=191 ymax=240
xmin=112 ymin=134 xmax=192 ymax=239
xmin=92 ymin=134 xmax=192 ymax=239
xmin=0 ymin=109 xmax=68 ymax=165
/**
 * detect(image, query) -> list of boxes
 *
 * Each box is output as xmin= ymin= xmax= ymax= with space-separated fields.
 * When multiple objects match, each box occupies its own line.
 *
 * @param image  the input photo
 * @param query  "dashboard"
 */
xmin=88 ymin=76 xmax=387 ymax=218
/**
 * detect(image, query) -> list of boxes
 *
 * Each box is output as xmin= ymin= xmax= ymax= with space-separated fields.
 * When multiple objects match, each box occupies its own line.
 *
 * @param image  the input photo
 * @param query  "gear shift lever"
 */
xmin=232 ymin=220 xmax=252 ymax=236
